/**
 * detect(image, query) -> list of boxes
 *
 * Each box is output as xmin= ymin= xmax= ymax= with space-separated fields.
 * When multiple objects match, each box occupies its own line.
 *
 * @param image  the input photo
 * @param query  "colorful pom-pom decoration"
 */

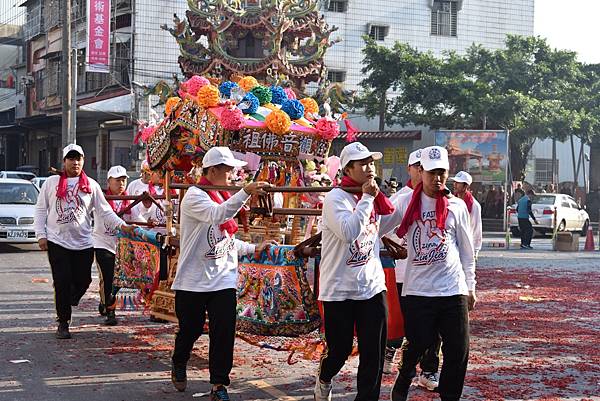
xmin=180 ymin=75 xmax=210 ymax=97
xmin=251 ymin=85 xmax=273 ymax=106
xmin=239 ymin=92 xmax=259 ymax=114
xmin=284 ymin=87 xmax=297 ymax=100
xmin=270 ymin=85 xmax=288 ymax=105
xmin=315 ymin=118 xmax=340 ymax=140
xmin=165 ymin=97 xmax=181 ymax=115
xmin=196 ymin=84 xmax=220 ymax=108
xmin=219 ymin=81 xmax=239 ymax=98
xmin=221 ymin=107 xmax=245 ymax=131
xmin=265 ymin=109 xmax=292 ymax=134
xmin=299 ymin=97 xmax=319 ymax=117
xmin=238 ymin=76 xmax=259 ymax=92
xmin=281 ymin=99 xmax=305 ymax=120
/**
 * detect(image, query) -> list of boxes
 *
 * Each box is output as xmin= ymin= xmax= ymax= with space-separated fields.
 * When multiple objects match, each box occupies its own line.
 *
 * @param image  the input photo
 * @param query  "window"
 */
xmin=368 ymin=25 xmax=388 ymax=41
xmin=534 ymin=158 xmax=556 ymax=184
xmin=431 ymin=0 xmax=457 ymax=37
xmin=328 ymin=0 xmax=347 ymax=12
xmin=34 ymin=70 xmax=45 ymax=102
xmin=327 ymin=70 xmax=346 ymax=83
xmin=45 ymin=61 xmax=60 ymax=96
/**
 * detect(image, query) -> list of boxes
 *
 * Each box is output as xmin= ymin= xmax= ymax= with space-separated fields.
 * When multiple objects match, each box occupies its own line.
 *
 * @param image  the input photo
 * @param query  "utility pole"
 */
xmin=61 ymin=0 xmax=73 ymax=147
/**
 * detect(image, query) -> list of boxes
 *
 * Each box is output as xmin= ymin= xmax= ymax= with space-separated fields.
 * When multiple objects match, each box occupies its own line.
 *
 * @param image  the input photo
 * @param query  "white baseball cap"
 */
xmin=339 ymin=142 xmax=382 ymax=169
xmin=107 ymin=165 xmax=129 ymax=179
xmin=62 ymin=143 xmax=84 ymax=159
xmin=420 ymin=146 xmax=449 ymax=171
xmin=450 ymin=171 xmax=473 ymax=185
xmin=202 ymin=146 xmax=247 ymax=168
xmin=408 ymin=149 xmax=422 ymax=166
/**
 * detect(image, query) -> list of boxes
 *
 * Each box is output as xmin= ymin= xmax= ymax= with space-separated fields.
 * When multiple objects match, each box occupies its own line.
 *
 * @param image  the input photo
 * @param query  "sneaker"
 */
xmin=383 ymin=346 xmax=397 ymax=374
xmin=210 ymin=385 xmax=230 ymax=401
xmin=417 ymin=371 xmax=439 ymax=391
xmin=104 ymin=309 xmax=117 ymax=326
xmin=525 ymin=245 xmax=533 ymax=249
xmin=171 ymin=362 xmax=187 ymax=392
xmin=520 ymin=244 xmax=529 ymax=249
xmin=56 ymin=322 xmax=71 ymax=339
xmin=313 ymin=378 xmax=332 ymax=401
xmin=390 ymin=373 xmax=411 ymax=401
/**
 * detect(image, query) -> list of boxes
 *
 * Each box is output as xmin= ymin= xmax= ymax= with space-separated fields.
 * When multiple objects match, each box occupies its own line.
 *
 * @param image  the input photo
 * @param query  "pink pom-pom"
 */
xmin=180 ymin=76 xmax=210 ymax=97
xmin=284 ymin=87 xmax=297 ymax=100
xmin=139 ymin=125 xmax=157 ymax=143
xmin=315 ymin=118 xmax=340 ymax=140
xmin=221 ymin=107 xmax=245 ymax=131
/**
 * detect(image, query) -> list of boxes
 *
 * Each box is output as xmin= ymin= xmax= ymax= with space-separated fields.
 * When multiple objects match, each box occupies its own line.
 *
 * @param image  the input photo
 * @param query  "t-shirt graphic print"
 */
xmin=411 ymin=207 xmax=449 ymax=267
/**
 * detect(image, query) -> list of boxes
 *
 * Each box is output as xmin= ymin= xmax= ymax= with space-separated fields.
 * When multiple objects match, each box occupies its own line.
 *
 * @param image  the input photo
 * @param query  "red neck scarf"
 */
xmin=396 ymin=182 xmax=449 ymax=238
xmin=340 ymin=176 xmax=395 ymax=219
xmin=406 ymin=179 xmax=414 ymax=189
xmin=463 ymin=190 xmax=474 ymax=213
xmin=56 ymin=170 xmax=91 ymax=199
xmin=105 ymin=188 xmax=131 ymax=215
xmin=199 ymin=176 xmax=239 ymax=235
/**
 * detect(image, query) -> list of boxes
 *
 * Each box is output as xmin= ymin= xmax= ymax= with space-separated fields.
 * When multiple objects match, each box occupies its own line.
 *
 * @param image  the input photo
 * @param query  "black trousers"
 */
xmin=518 ymin=218 xmax=533 ymax=246
xmin=94 ymin=248 xmax=118 ymax=308
xmin=319 ymin=291 xmax=388 ymax=401
xmin=47 ymin=241 xmax=94 ymax=324
xmin=172 ymin=289 xmax=237 ymax=386
xmin=399 ymin=295 xmax=469 ymax=401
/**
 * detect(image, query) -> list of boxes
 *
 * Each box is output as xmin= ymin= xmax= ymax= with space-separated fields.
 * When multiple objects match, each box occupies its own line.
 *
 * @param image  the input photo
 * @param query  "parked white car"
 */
xmin=509 ymin=193 xmax=590 ymax=236
xmin=32 ymin=176 xmax=49 ymax=189
xmin=0 ymin=171 xmax=36 ymax=181
xmin=0 ymin=178 xmax=39 ymax=244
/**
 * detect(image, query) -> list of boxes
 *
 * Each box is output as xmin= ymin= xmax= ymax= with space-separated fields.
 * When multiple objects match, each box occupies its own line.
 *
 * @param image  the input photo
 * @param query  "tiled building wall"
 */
xmin=324 ymin=0 xmax=535 ymax=91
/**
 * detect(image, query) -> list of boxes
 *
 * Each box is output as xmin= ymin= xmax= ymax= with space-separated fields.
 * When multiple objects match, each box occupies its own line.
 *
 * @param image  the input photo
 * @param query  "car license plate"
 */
xmin=7 ymin=230 xmax=28 ymax=239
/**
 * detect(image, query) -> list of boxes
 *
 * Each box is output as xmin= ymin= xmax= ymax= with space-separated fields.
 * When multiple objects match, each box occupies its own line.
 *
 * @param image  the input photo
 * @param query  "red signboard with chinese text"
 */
xmin=86 ymin=0 xmax=111 ymax=73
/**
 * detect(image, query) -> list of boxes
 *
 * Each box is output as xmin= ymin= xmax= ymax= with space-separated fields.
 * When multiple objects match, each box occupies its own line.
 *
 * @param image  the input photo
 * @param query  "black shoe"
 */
xmin=104 ymin=309 xmax=117 ymax=326
xmin=390 ymin=373 xmax=411 ymax=401
xmin=210 ymin=385 xmax=230 ymax=401
xmin=520 ymin=244 xmax=529 ymax=249
xmin=171 ymin=362 xmax=187 ymax=392
xmin=98 ymin=302 xmax=107 ymax=316
xmin=56 ymin=322 xmax=71 ymax=339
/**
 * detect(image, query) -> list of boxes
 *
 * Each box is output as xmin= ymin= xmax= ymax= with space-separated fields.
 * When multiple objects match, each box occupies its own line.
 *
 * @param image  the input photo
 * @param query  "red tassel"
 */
xmin=343 ymin=119 xmax=358 ymax=142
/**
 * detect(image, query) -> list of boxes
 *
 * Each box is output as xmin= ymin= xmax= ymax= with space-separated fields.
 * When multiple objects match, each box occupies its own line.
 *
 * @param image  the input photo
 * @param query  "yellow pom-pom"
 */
xmin=265 ymin=109 xmax=292 ymax=135
xmin=165 ymin=97 xmax=181 ymax=115
xmin=239 ymin=76 xmax=259 ymax=92
xmin=196 ymin=85 xmax=220 ymax=108
xmin=299 ymin=97 xmax=319 ymax=116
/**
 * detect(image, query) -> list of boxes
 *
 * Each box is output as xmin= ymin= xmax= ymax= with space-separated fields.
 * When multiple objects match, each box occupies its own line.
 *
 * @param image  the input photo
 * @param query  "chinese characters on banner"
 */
xmin=382 ymin=147 xmax=408 ymax=165
xmin=229 ymin=128 xmax=331 ymax=159
xmin=86 ymin=0 xmax=111 ymax=73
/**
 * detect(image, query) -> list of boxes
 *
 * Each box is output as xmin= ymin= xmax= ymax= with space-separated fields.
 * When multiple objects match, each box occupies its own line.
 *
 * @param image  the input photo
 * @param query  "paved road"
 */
xmin=0 ymin=241 xmax=598 ymax=401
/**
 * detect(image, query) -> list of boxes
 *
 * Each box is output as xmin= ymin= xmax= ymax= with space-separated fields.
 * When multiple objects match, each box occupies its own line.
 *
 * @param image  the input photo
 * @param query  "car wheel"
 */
xmin=510 ymin=227 xmax=521 ymax=237
xmin=580 ymin=220 xmax=589 ymax=235
xmin=557 ymin=220 xmax=566 ymax=232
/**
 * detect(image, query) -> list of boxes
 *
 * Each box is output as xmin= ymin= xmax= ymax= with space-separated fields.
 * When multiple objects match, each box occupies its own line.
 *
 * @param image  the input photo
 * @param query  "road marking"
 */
xmin=248 ymin=379 xmax=299 ymax=401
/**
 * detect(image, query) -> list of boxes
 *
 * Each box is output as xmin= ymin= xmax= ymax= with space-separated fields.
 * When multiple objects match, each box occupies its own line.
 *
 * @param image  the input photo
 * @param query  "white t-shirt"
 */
xmin=469 ymin=198 xmax=482 ymax=256
xmin=398 ymin=192 xmax=476 ymax=297
xmin=92 ymin=197 xmax=143 ymax=254
xmin=34 ymin=175 xmax=125 ymax=250
xmin=318 ymin=188 xmax=400 ymax=302
xmin=127 ymin=178 xmax=148 ymax=196
xmin=388 ymin=186 xmax=414 ymax=283
xmin=171 ymin=187 xmax=255 ymax=292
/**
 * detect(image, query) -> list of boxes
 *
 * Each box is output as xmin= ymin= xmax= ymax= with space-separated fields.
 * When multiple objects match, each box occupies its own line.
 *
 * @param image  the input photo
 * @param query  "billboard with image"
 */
xmin=434 ymin=130 xmax=509 ymax=184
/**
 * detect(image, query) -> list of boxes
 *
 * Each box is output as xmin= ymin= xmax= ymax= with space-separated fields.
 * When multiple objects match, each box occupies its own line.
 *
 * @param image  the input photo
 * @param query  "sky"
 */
xmin=535 ymin=0 xmax=599 ymax=64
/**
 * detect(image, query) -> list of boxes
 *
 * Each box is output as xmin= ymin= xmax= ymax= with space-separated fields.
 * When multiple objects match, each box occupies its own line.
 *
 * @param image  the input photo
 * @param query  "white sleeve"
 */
xmin=379 ymin=198 xmax=406 ymax=236
xmin=455 ymin=206 xmax=476 ymax=291
xmin=234 ymin=239 xmax=256 ymax=256
xmin=183 ymin=188 xmax=250 ymax=225
xmin=323 ymin=191 xmax=374 ymax=242
xmin=92 ymin=184 xmax=126 ymax=232
xmin=471 ymin=202 xmax=483 ymax=254
xmin=34 ymin=180 xmax=50 ymax=240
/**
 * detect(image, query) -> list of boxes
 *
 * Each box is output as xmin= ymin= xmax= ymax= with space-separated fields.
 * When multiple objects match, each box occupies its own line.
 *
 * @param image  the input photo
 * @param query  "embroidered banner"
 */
xmin=86 ymin=0 xmax=111 ymax=73
xmin=237 ymin=246 xmax=321 ymax=337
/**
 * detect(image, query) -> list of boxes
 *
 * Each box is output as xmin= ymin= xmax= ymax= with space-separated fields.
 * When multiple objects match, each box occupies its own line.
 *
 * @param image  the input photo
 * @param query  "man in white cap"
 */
xmin=170 ymin=147 xmax=276 ymax=399
xmin=383 ymin=148 xmax=422 ymax=374
xmin=34 ymin=145 xmax=135 ymax=339
xmin=93 ymin=165 xmax=142 ymax=326
xmin=451 ymin=171 xmax=482 ymax=259
xmin=390 ymin=146 xmax=476 ymax=401
xmin=127 ymin=160 xmax=152 ymax=196
xmin=314 ymin=142 xmax=400 ymax=401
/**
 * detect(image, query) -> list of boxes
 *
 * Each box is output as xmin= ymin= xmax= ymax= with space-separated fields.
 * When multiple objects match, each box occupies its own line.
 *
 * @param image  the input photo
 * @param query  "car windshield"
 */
xmin=0 ymin=183 xmax=39 ymax=205
xmin=6 ymin=173 xmax=35 ymax=181
xmin=533 ymin=195 xmax=556 ymax=205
